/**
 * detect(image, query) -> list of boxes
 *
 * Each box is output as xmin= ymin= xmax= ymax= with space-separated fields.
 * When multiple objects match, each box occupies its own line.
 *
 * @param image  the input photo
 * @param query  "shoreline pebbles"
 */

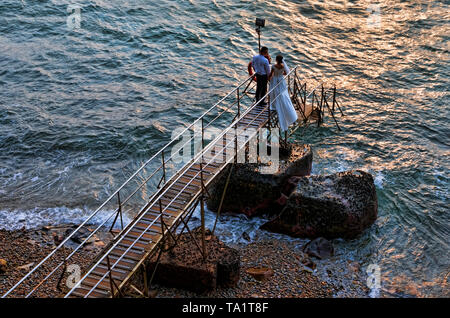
xmin=0 ymin=227 xmax=369 ymax=298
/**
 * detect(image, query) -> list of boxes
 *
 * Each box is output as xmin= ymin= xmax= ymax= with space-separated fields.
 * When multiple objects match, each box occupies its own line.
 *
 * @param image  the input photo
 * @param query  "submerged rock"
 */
xmin=262 ymin=170 xmax=378 ymax=239
xmin=242 ymin=231 xmax=251 ymax=242
xmin=303 ymin=237 xmax=334 ymax=259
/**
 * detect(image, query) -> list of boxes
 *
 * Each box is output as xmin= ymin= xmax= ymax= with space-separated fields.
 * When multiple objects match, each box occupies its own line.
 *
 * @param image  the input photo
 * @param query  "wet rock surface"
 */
xmin=276 ymin=143 xmax=313 ymax=185
xmin=206 ymin=143 xmax=312 ymax=217
xmin=262 ymin=170 xmax=378 ymax=239
xmin=303 ymin=237 xmax=334 ymax=259
xmin=206 ymin=163 xmax=281 ymax=217
xmin=1 ymin=227 xmax=370 ymax=298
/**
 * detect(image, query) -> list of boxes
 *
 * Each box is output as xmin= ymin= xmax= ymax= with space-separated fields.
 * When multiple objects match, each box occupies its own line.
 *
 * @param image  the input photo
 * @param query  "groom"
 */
xmin=252 ymin=46 xmax=271 ymax=106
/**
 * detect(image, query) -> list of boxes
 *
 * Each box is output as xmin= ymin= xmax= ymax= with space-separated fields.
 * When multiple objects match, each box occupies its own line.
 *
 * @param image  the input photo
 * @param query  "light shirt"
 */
xmin=252 ymin=54 xmax=271 ymax=76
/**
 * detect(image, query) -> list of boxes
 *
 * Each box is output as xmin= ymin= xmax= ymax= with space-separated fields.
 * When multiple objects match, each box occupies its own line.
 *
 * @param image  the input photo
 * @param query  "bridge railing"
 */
xmin=2 ymin=74 xmax=258 ymax=298
xmin=68 ymin=71 xmax=344 ymax=298
xmin=283 ymin=68 xmax=344 ymax=140
xmin=3 ymin=65 xmax=343 ymax=298
xmin=65 ymin=65 xmax=304 ymax=298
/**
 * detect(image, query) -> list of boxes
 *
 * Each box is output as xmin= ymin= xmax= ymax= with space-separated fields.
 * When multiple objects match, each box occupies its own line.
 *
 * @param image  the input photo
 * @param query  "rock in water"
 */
xmin=242 ymin=231 xmax=251 ymax=241
xmin=0 ymin=258 xmax=7 ymax=273
xmin=303 ymin=238 xmax=334 ymax=259
xmin=300 ymin=256 xmax=317 ymax=270
xmin=206 ymin=163 xmax=281 ymax=217
xmin=277 ymin=143 xmax=313 ymax=183
xmin=206 ymin=143 xmax=312 ymax=217
xmin=262 ymin=170 xmax=378 ymax=239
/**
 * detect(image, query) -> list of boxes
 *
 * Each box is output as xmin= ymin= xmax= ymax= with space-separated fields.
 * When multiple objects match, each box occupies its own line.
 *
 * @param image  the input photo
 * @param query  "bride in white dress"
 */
xmin=268 ymin=55 xmax=298 ymax=132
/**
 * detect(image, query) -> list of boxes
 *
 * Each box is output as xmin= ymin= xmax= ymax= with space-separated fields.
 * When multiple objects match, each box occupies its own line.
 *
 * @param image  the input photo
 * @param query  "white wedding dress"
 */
xmin=269 ymin=62 xmax=298 ymax=132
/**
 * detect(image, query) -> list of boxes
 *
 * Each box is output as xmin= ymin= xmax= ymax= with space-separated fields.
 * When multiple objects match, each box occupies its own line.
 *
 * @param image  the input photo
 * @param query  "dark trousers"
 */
xmin=255 ymin=74 xmax=268 ymax=105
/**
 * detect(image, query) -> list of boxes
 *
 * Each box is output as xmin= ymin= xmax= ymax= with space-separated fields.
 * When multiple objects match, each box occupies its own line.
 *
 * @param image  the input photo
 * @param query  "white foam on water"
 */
xmin=374 ymin=171 xmax=385 ymax=189
xmin=12 ymin=172 xmax=23 ymax=181
xmin=311 ymin=159 xmax=351 ymax=176
xmin=432 ymin=168 xmax=449 ymax=201
xmin=0 ymin=204 xmax=371 ymax=296
xmin=0 ymin=207 xmax=132 ymax=231
xmin=190 ymin=206 xmax=269 ymax=245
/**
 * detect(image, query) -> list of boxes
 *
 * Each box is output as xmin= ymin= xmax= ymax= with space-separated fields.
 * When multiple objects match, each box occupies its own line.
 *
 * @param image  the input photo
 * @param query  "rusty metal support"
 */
xmin=332 ymin=84 xmax=344 ymax=116
xmin=320 ymin=84 xmax=325 ymax=126
xmin=142 ymin=264 xmax=149 ymax=298
xmin=332 ymin=85 xmax=337 ymax=113
xmin=56 ymin=260 xmax=67 ymax=292
xmin=9 ymin=69 xmax=326 ymax=299
xmin=169 ymin=201 xmax=198 ymax=248
xmin=200 ymin=158 xmax=207 ymax=261
xmin=106 ymin=256 xmax=121 ymax=298
xmin=158 ymin=199 xmax=166 ymax=248
xmin=237 ymin=87 xmax=241 ymax=118
xmin=178 ymin=206 xmax=206 ymax=258
xmin=288 ymin=73 xmax=291 ymax=95
xmin=158 ymin=199 xmax=176 ymax=251
xmin=162 ymin=150 xmax=166 ymax=185
xmin=201 ymin=117 xmax=204 ymax=150
xmin=200 ymin=195 xmax=207 ymax=261
xmin=212 ymin=163 xmax=234 ymax=235
xmin=129 ymin=284 xmax=145 ymax=297
xmin=303 ymin=82 xmax=307 ymax=106
xmin=110 ymin=191 xmax=123 ymax=233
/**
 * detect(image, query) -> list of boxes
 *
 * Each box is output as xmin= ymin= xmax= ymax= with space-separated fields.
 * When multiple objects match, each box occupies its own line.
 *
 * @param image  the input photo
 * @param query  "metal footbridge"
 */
xmin=2 ymin=66 xmax=343 ymax=298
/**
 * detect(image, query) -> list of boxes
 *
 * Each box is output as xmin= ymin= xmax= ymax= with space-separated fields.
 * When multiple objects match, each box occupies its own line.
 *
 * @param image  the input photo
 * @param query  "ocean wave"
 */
xmin=0 ymin=206 xmax=132 ymax=231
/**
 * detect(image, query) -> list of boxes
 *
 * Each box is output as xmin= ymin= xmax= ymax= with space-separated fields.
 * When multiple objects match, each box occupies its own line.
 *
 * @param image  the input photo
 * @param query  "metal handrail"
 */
xmin=65 ymin=66 xmax=299 ymax=298
xmin=5 ymin=65 xmax=338 ymax=298
xmin=2 ymin=74 xmax=255 ymax=298
xmin=94 ymin=76 xmax=340 ymax=296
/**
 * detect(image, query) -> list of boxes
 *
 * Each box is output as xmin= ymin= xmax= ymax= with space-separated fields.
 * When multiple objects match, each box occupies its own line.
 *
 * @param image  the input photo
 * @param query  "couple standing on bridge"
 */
xmin=250 ymin=46 xmax=298 ymax=132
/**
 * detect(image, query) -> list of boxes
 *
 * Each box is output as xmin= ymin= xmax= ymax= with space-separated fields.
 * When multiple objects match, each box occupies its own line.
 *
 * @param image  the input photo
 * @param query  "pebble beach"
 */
xmin=0 ymin=227 xmax=369 ymax=298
